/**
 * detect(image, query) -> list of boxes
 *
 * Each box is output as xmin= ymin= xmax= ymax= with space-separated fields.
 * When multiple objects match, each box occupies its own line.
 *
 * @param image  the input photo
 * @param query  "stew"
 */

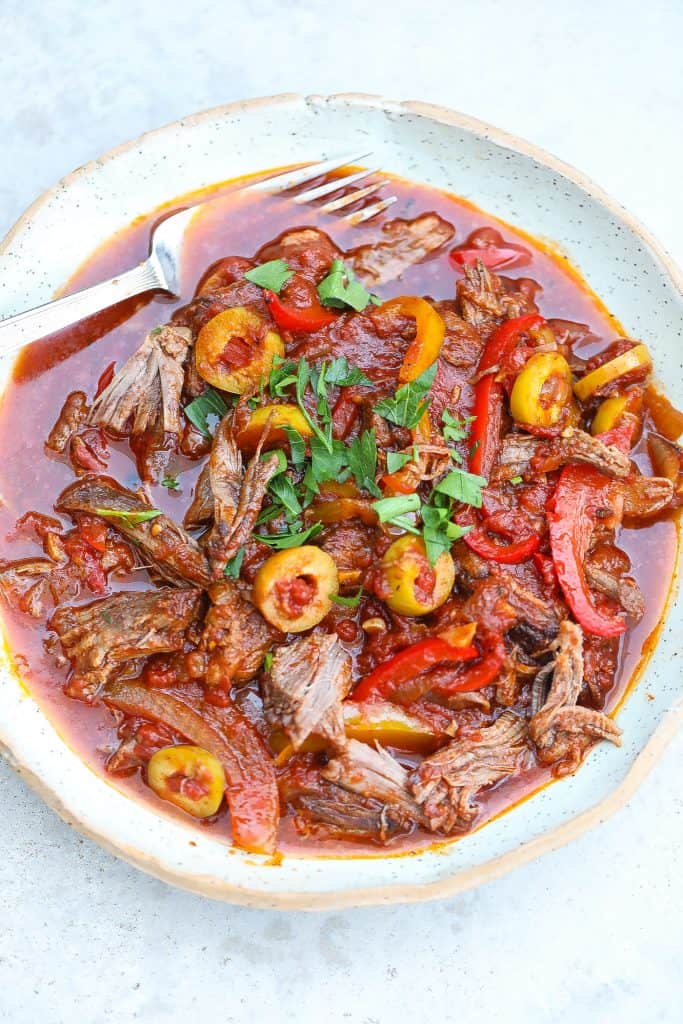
xmin=0 ymin=168 xmax=679 ymax=856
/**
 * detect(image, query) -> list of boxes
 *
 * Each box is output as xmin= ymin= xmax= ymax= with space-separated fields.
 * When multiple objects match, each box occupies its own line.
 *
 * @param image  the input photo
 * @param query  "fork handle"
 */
xmin=0 ymin=259 xmax=165 ymax=355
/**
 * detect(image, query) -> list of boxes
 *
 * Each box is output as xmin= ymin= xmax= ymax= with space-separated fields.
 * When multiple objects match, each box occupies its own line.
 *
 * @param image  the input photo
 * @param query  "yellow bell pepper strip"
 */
xmin=574 ymin=343 xmax=651 ymax=401
xmin=548 ymin=464 xmax=627 ymax=637
xmin=509 ymin=351 xmax=573 ymax=428
xmin=469 ymin=314 xmax=545 ymax=477
xmin=377 ymin=297 xmax=446 ymax=383
xmin=235 ymin=403 xmax=313 ymax=451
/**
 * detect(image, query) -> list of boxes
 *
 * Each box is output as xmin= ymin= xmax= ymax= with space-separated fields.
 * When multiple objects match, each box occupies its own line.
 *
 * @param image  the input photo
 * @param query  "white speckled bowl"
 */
xmin=0 ymin=94 xmax=681 ymax=909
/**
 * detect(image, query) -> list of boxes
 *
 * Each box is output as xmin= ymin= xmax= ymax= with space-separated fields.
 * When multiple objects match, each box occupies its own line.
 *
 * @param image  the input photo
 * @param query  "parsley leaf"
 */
xmin=268 ymin=473 xmax=302 ymax=522
xmin=161 ymin=475 xmax=180 ymax=491
xmin=421 ymin=503 xmax=473 ymax=564
xmin=346 ymin=430 xmax=381 ymax=497
xmin=510 ymin=475 xmax=523 ymax=485
xmin=385 ymin=451 xmax=412 ymax=474
xmin=435 ymin=468 xmax=487 ymax=508
xmin=330 ymin=588 xmax=364 ymax=608
xmin=309 ymin=436 xmax=347 ymax=485
xmin=283 ymin=425 xmax=307 ymax=469
xmin=253 ymin=521 xmax=324 ymax=549
xmin=269 ymin=356 xmax=299 ymax=398
xmin=244 ymin=259 xmax=293 ymax=293
xmin=323 ymin=357 xmax=372 ymax=388
xmin=373 ymin=363 xmax=437 ymax=429
xmin=263 ymin=651 xmax=273 ymax=673
xmin=95 ymin=508 xmax=162 ymax=526
xmin=372 ymin=493 xmax=421 ymax=527
xmin=223 ymin=549 xmax=245 ymax=579
xmin=317 ymin=259 xmax=379 ymax=313
xmin=184 ymin=388 xmax=229 ymax=437
xmin=442 ymin=410 xmax=475 ymax=444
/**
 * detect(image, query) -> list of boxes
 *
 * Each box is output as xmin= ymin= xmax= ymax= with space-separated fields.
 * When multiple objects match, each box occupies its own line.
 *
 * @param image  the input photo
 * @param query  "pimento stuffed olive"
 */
xmin=195 ymin=307 xmax=284 ymax=394
xmin=147 ymin=744 xmax=226 ymax=818
xmin=252 ymin=546 xmax=339 ymax=632
xmin=375 ymin=534 xmax=455 ymax=616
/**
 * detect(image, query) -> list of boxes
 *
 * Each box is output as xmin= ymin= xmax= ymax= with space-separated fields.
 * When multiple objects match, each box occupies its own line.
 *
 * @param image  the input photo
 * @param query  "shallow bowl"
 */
xmin=0 ymin=93 xmax=681 ymax=909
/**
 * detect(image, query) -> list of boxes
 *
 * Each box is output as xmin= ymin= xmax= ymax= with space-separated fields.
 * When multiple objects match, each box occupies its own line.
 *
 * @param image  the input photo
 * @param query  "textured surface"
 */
xmin=1 ymin=1 xmax=682 ymax=1022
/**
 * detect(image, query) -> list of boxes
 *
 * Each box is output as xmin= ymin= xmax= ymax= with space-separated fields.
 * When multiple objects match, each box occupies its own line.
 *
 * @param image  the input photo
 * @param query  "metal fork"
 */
xmin=0 ymin=151 xmax=397 ymax=353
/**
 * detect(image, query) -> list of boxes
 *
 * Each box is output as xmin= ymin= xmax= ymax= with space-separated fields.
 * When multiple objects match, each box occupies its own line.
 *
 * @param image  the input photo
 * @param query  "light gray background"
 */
xmin=1 ymin=1 xmax=681 ymax=1022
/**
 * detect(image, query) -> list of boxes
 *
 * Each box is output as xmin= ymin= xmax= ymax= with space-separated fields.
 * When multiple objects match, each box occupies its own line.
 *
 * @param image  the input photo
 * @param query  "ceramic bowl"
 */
xmin=0 ymin=93 xmax=680 ymax=909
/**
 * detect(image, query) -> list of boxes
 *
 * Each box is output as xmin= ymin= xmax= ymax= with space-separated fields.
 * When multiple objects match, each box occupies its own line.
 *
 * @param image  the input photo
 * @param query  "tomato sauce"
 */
xmin=0 ymin=168 xmax=678 ymax=857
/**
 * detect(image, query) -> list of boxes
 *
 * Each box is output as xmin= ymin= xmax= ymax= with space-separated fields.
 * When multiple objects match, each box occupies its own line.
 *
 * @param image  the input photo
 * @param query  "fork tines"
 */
xmin=247 ymin=151 xmax=396 ymax=222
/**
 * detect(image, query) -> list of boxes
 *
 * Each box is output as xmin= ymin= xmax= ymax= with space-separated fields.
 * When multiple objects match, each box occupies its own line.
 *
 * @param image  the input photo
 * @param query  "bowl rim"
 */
xmin=0 ymin=91 xmax=681 ymax=909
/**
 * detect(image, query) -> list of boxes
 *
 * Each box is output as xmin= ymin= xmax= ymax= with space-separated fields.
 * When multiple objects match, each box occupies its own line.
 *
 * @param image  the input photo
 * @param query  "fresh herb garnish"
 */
xmin=223 ymin=549 xmax=245 ymax=579
xmin=510 ymin=475 xmax=523 ymax=485
xmin=268 ymin=473 xmax=302 ymax=522
xmin=161 ymin=475 xmax=180 ymax=491
xmin=244 ymin=258 xmax=293 ymax=293
xmin=253 ymin=521 xmax=324 ymax=550
xmin=421 ymin=501 xmax=473 ymax=564
xmin=184 ymin=388 xmax=229 ymax=437
xmin=323 ymin=357 xmax=372 ymax=388
xmin=346 ymin=430 xmax=381 ymax=497
xmin=263 ymin=651 xmax=273 ymax=673
xmin=372 ymin=493 xmax=421 ymax=532
xmin=442 ymin=410 xmax=475 ymax=444
xmin=385 ymin=451 xmax=413 ymax=474
xmin=330 ymin=588 xmax=364 ymax=608
xmin=434 ymin=468 xmax=487 ymax=508
xmin=283 ymin=425 xmax=307 ymax=469
xmin=269 ymin=356 xmax=300 ymax=398
xmin=95 ymin=508 xmax=162 ymax=526
xmin=373 ymin=363 xmax=437 ymax=429
xmin=317 ymin=259 xmax=380 ymax=313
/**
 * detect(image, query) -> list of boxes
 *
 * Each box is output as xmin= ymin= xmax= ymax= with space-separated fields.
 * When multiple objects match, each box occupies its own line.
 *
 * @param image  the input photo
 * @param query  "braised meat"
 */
xmin=204 ymin=416 xmax=280 ymax=578
xmin=89 ymin=324 xmax=192 ymax=482
xmin=529 ymin=620 xmax=622 ymax=775
xmin=347 ymin=214 xmax=455 ymax=286
xmin=50 ymin=588 xmax=202 ymax=701
xmin=46 ymin=391 xmax=89 ymax=453
xmin=57 ymin=476 xmax=210 ymax=587
xmin=410 ymin=712 xmax=529 ymax=832
xmin=200 ymin=580 xmax=277 ymax=687
xmin=322 ymin=739 xmax=424 ymax=825
xmin=494 ymin=429 xmax=631 ymax=482
xmin=264 ymin=632 xmax=352 ymax=750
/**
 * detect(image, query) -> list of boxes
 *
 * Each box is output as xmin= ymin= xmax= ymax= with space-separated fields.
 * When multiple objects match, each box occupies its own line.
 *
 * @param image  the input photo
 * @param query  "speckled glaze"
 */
xmin=0 ymin=93 xmax=680 ymax=909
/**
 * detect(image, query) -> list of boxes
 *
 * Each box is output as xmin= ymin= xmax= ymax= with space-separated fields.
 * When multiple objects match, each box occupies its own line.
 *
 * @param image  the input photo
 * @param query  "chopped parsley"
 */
xmin=346 ymin=430 xmax=380 ymax=497
xmin=435 ymin=468 xmax=487 ymax=508
xmin=373 ymin=363 xmax=437 ymax=429
xmin=323 ymin=357 xmax=372 ymax=388
xmin=263 ymin=651 xmax=273 ymax=673
xmin=330 ymin=588 xmax=364 ymax=608
xmin=510 ymin=475 xmax=523 ymax=485
xmin=161 ymin=475 xmax=180 ymax=491
xmin=283 ymin=425 xmax=307 ymax=469
xmin=421 ymin=501 xmax=473 ymax=563
xmin=317 ymin=259 xmax=380 ymax=313
xmin=268 ymin=473 xmax=303 ymax=522
xmin=372 ymin=493 xmax=421 ymax=533
xmin=442 ymin=410 xmax=475 ymax=444
xmin=385 ymin=451 xmax=413 ymax=473
xmin=95 ymin=508 xmax=162 ymax=526
xmin=244 ymin=258 xmax=293 ymax=293
xmin=184 ymin=388 xmax=229 ymax=437
xmin=223 ymin=549 xmax=245 ymax=579
xmin=253 ymin=521 xmax=324 ymax=550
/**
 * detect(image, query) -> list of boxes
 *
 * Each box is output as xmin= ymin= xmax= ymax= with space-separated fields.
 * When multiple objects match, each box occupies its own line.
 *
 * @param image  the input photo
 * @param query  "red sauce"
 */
xmin=0 ymin=168 xmax=678 ymax=857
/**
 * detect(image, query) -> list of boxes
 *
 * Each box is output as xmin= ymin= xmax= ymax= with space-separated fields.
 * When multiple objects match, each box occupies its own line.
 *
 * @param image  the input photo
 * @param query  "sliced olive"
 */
xmin=252 ymin=545 xmax=339 ymax=632
xmin=510 ymin=352 xmax=572 ymax=427
xmin=195 ymin=307 xmax=284 ymax=394
xmin=147 ymin=744 xmax=225 ymax=818
xmin=377 ymin=534 xmax=454 ymax=616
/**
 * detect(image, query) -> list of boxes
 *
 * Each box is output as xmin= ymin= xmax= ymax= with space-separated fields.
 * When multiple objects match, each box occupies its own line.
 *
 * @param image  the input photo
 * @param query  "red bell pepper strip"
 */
xmin=533 ymin=551 xmax=559 ymax=590
xmin=432 ymin=630 xmax=507 ymax=693
xmin=104 ymin=680 xmax=280 ymax=853
xmin=464 ymin=524 xmax=540 ymax=564
xmin=264 ymin=289 xmax=337 ymax=333
xmin=469 ymin=314 xmax=545 ymax=478
xmin=449 ymin=245 xmax=530 ymax=271
xmin=594 ymin=418 xmax=637 ymax=454
xmin=351 ymin=637 xmax=479 ymax=703
xmin=548 ymin=464 xmax=627 ymax=638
